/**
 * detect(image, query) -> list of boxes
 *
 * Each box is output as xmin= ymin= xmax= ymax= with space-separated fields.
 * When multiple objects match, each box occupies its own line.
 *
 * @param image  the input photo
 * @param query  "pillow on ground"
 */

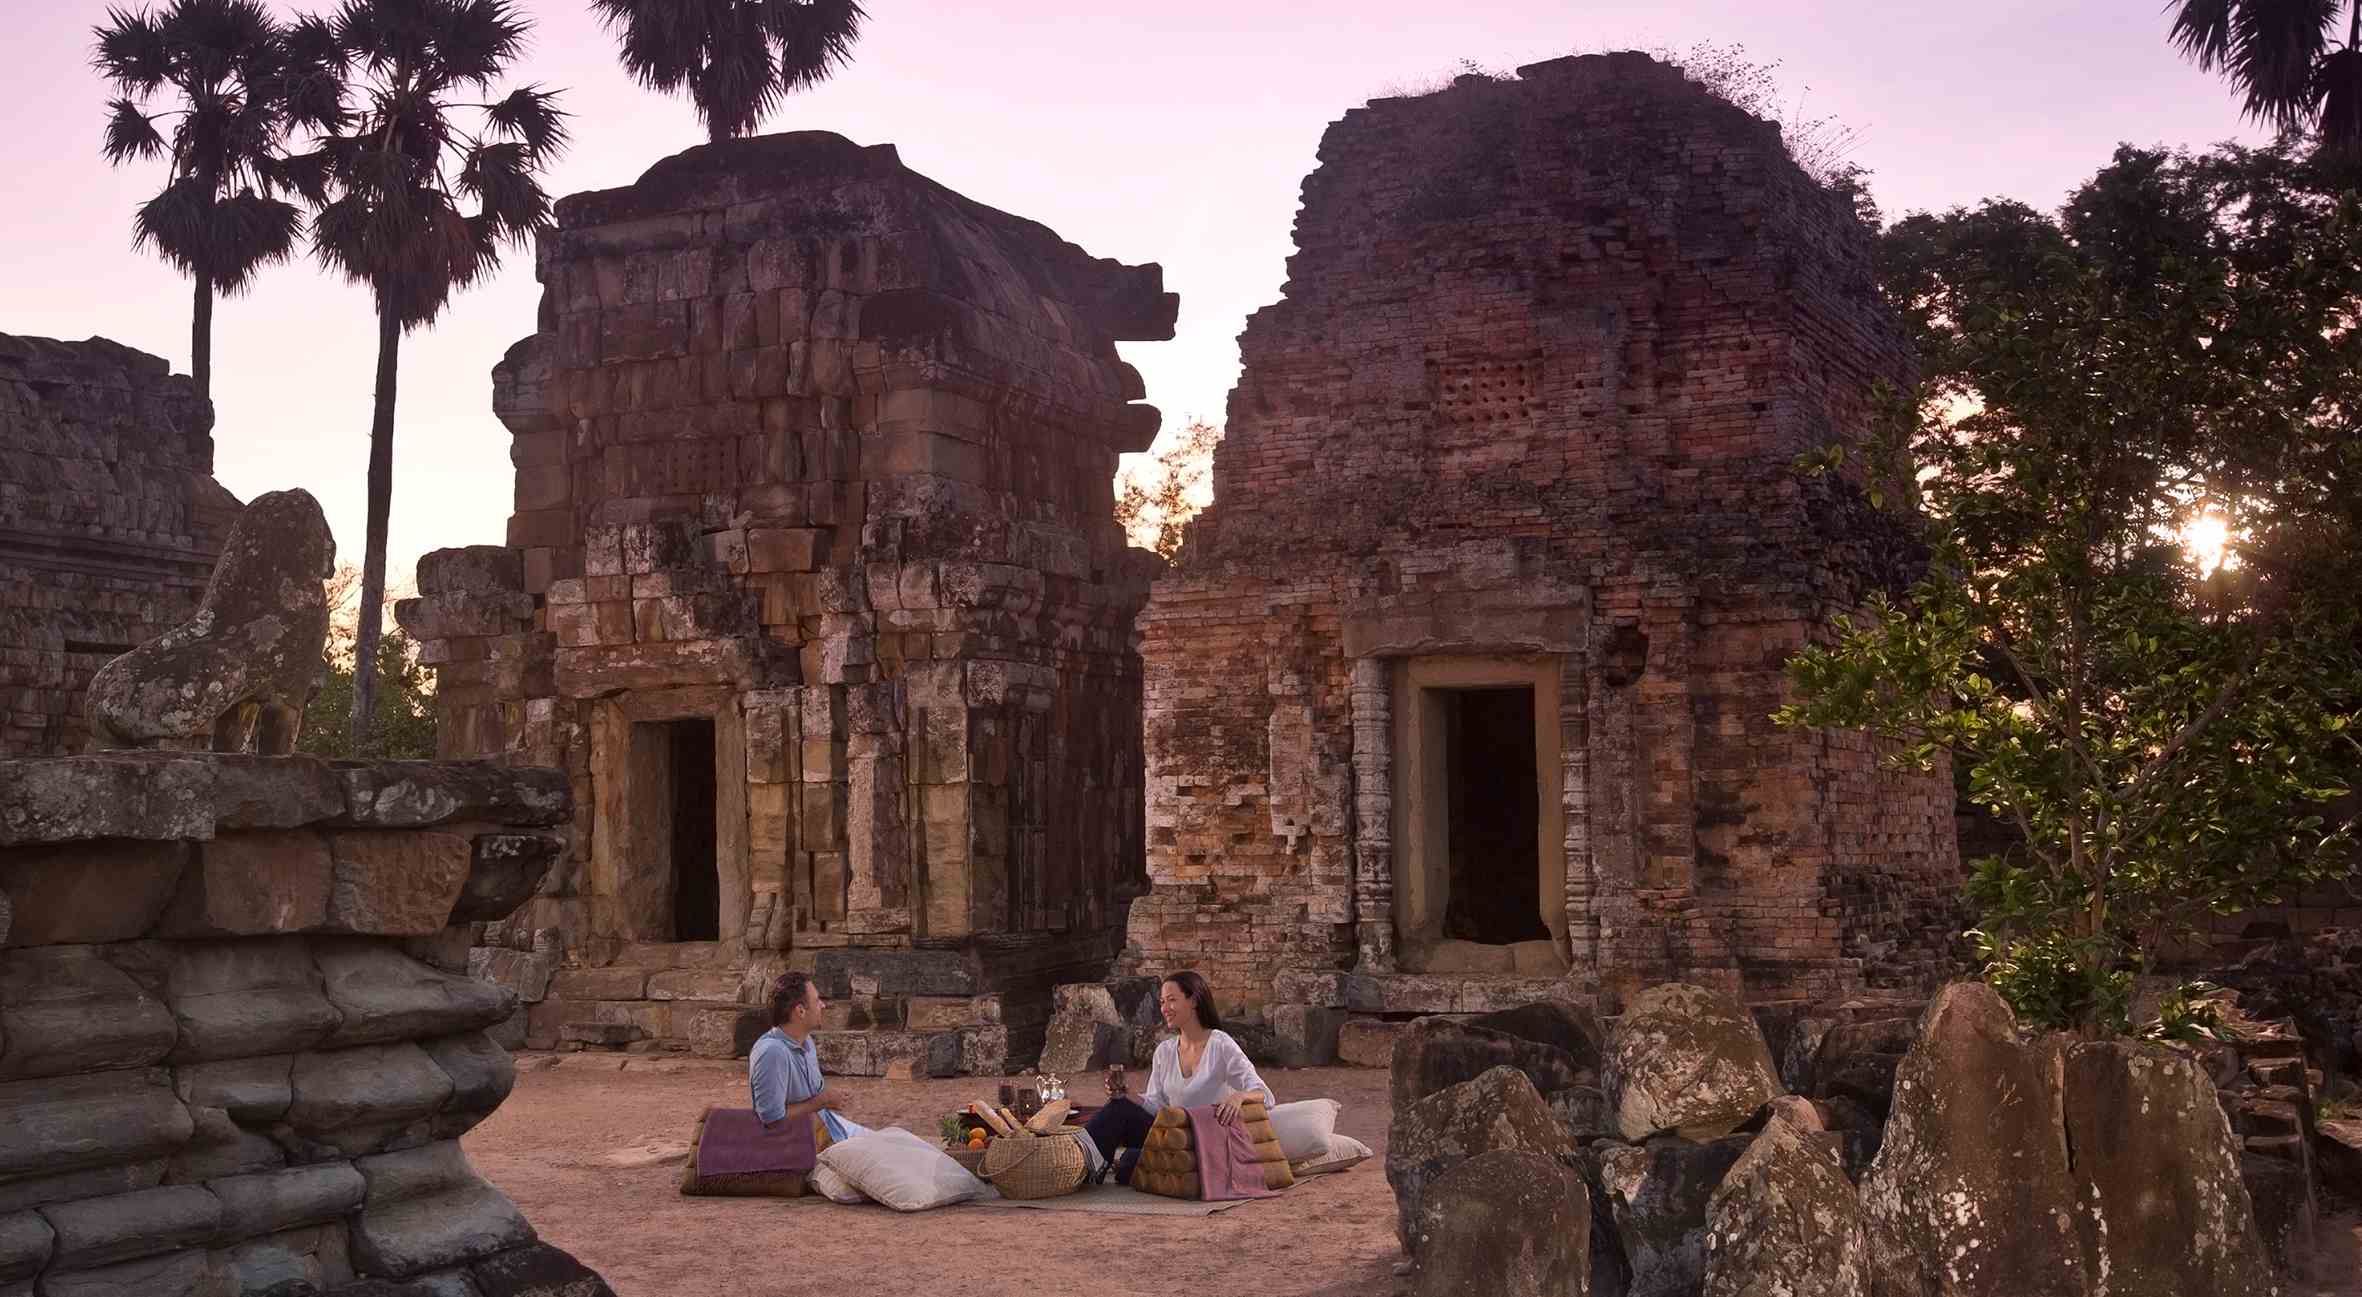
xmin=808 ymin=1163 xmax=867 ymax=1205
xmin=1290 ymin=1133 xmax=1373 ymax=1178
xmin=1268 ymin=1098 xmax=1341 ymax=1163
xmin=816 ymin=1127 xmax=986 ymax=1211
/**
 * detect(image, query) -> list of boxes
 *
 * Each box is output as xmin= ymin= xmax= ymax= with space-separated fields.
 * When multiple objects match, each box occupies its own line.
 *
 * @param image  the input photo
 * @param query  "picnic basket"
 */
xmin=977 ymin=1128 xmax=1087 ymax=1200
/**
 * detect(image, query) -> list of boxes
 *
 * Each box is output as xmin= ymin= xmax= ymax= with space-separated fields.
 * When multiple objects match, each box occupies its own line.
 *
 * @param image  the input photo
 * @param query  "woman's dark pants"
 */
xmin=1083 ymin=1100 xmax=1156 ymax=1185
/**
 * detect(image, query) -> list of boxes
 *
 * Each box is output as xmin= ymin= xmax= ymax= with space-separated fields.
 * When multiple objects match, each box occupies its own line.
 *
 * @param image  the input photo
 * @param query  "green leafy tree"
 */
xmin=1777 ymin=142 xmax=2362 ymax=1033
xmin=303 ymin=0 xmax=565 ymax=751
xmin=592 ymin=0 xmax=865 ymax=143
xmin=301 ymin=630 xmax=438 ymax=759
xmin=92 ymin=0 xmax=345 ymax=403
xmin=2170 ymin=0 xmax=2362 ymax=164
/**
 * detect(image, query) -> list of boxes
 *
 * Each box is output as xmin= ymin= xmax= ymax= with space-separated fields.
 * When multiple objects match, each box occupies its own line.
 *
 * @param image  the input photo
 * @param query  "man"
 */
xmin=749 ymin=971 xmax=867 ymax=1143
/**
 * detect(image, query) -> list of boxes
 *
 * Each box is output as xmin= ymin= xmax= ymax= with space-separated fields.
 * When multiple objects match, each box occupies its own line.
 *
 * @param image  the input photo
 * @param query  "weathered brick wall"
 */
xmin=0 ymin=334 xmax=238 ymax=756
xmin=1128 ymin=53 xmax=1960 ymax=1011
xmin=0 ymin=752 xmax=611 ymax=1295
xmin=398 ymin=133 xmax=1173 ymax=1064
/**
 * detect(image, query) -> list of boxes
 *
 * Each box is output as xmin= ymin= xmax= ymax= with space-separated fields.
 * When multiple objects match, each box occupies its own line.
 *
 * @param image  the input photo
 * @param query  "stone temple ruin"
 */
xmin=0 ymin=333 xmax=240 ymax=757
xmin=0 ymin=485 xmax=611 ymax=1294
xmin=1122 ymin=53 xmax=1960 ymax=1027
xmin=397 ymin=132 xmax=1175 ymax=1070
xmin=392 ymin=56 xmax=1967 ymax=1072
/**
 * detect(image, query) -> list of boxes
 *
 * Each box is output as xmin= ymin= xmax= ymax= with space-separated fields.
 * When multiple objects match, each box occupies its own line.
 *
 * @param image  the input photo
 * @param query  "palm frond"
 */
xmin=2317 ymin=44 xmax=2362 ymax=162
xmin=278 ymin=14 xmax=353 ymax=133
xmin=131 ymin=176 xmax=219 ymax=272
xmin=460 ymin=140 xmax=551 ymax=237
xmin=767 ymin=0 xmax=865 ymax=92
xmin=439 ymin=0 xmax=530 ymax=89
xmin=2230 ymin=0 xmax=2339 ymax=127
xmin=693 ymin=9 xmax=781 ymax=142
xmin=206 ymin=189 xmax=302 ymax=293
xmin=92 ymin=7 xmax=172 ymax=92
xmin=102 ymin=98 xmax=169 ymax=163
xmin=2171 ymin=0 xmax=2238 ymax=66
xmin=484 ymin=84 xmax=569 ymax=157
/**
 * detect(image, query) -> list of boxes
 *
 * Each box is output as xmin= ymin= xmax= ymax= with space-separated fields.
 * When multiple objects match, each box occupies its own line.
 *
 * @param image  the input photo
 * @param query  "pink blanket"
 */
xmin=1183 ymin=1105 xmax=1278 ymax=1201
xmin=694 ymin=1107 xmax=817 ymax=1177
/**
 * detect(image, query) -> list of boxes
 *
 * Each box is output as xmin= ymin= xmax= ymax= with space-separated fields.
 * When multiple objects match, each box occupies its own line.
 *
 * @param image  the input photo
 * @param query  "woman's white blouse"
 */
xmin=1139 ymin=1029 xmax=1272 ymax=1114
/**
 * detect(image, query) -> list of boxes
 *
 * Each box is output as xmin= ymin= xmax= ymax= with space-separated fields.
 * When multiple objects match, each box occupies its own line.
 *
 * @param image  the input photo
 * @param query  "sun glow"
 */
xmin=2180 ymin=511 xmax=2232 ymax=576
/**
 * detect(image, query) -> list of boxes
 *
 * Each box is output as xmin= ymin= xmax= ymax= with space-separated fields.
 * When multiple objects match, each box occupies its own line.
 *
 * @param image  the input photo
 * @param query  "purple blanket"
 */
xmin=694 ymin=1107 xmax=817 ymax=1177
xmin=1183 ymin=1105 xmax=1278 ymax=1201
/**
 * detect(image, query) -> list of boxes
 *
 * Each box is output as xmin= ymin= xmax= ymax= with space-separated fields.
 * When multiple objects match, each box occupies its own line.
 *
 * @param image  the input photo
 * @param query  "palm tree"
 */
xmin=92 ymin=0 xmax=345 ymax=404
xmin=306 ymin=0 xmax=566 ymax=751
xmin=2170 ymin=0 xmax=2362 ymax=163
xmin=592 ymin=0 xmax=865 ymax=143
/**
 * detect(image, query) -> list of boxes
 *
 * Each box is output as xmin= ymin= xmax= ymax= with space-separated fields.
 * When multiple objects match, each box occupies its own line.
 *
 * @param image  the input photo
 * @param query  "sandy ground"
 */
xmin=468 ymin=1056 xmax=2360 ymax=1296
xmin=466 ymin=1059 xmax=1403 ymax=1297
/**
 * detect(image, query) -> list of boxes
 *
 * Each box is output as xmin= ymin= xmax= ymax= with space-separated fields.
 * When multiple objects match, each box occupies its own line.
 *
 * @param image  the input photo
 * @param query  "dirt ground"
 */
xmin=466 ymin=1059 xmax=1403 ymax=1297
xmin=468 ymin=1056 xmax=2360 ymax=1296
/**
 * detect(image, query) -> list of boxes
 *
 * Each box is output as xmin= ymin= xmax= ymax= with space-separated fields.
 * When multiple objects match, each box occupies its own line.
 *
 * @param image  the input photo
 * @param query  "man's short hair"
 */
xmin=769 ymin=971 xmax=815 ymax=1026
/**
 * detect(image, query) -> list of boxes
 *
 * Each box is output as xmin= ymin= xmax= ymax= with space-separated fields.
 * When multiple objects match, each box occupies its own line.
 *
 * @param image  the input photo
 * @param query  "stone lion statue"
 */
xmin=86 ymin=488 xmax=335 ymax=753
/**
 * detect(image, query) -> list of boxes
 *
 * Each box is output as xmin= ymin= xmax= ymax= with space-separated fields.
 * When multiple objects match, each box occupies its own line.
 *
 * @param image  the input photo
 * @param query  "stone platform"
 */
xmin=0 ymin=751 xmax=613 ymax=1296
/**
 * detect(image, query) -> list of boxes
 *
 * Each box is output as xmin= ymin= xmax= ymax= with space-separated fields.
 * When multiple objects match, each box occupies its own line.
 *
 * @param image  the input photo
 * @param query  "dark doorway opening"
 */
xmin=1440 ymin=686 xmax=1548 ymax=945
xmin=667 ymin=718 xmax=719 ymax=941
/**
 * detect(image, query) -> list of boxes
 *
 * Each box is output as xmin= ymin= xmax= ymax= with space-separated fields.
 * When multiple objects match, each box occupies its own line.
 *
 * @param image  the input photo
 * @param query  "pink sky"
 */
xmin=4 ymin=1 xmax=2259 ymax=588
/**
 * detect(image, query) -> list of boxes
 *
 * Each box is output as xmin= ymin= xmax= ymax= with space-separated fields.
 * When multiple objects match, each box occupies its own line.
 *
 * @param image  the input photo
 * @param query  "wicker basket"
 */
xmin=944 ymin=1144 xmax=988 ymax=1176
xmin=977 ymin=1129 xmax=1087 ymax=1200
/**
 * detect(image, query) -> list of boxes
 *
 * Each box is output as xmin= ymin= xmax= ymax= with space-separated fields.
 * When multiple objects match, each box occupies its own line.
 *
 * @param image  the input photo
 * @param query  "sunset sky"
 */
xmin=3 ymin=2 xmax=2260 ymax=589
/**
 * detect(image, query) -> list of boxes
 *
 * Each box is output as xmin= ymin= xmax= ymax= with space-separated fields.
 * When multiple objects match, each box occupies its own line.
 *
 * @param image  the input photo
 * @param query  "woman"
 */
xmin=1082 ymin=970 xmax=1274 ymax=1184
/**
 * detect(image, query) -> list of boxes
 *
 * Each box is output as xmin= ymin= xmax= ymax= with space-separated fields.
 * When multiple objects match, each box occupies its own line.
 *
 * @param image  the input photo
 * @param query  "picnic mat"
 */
xmin=959 ymin=1181 xmax=1266 ymax=1216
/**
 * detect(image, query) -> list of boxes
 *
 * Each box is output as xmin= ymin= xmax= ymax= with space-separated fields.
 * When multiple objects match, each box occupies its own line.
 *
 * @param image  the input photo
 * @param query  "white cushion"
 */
xmin=1268 ymin=1098 xmax=1341 ymax=1163
xmin=1289 ymin=1132 xmax=1373 ymax=1178
xmin=815 ymin=1127 xmax=985 ymax=1211
xmin=808 ymin=1163 xmax=866 ymax=1205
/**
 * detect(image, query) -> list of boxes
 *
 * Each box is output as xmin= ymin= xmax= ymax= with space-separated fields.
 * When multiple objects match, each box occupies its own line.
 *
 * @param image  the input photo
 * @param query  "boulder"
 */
xmin=1037 ymin=1015 xmax=1124 ymax=1075
xmin=85 ymin=488 xmax=334 ymax=754
xmin=2239 ymin=1152 xmax=2315 ymax=1274
xmin=287 ymin=1043 xmax=456 ymax=1155
xmin=1808 ymin=1017 xmax=1916 ymax=1120
xmin=2060 ymin=1040 xmax=2276 ymax=1296
xmin=1411 ymin=1150 xmax=1591 ymax=1297
xmin=1602 ymin=983 xmax=1781 ymax=1142
xmin=2318 ymin=1118 xmax=2362 ymax=1201
xmin=1703 ymin=1115 xmax=1869 ymax=1297
xmin=1860 ymin=982 xmax=2084 ymax=1297
xmin=1386 ymin=1065 xmax=1574 ymax=1254
xmin=1471 ymin=1000 xmax=1604 ymax=1072
xmin=1337 ymin=1017 xmax=1408 ymax=1068
xmin=1270 ymin=1004 xmax=1345 ymax=1067
xmin=1593 ymin=1134 xmax=1750 ymax=1297
xmin=1391 ymin=1017 xmax=1587 ymax=1113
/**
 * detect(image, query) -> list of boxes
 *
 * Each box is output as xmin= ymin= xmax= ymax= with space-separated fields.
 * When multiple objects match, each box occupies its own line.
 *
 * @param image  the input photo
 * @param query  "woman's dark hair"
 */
xmin=769 ymin=971 xmax=814 ymax=1026
xmin=1164 ymin=970 xmax=1224 ymax=1032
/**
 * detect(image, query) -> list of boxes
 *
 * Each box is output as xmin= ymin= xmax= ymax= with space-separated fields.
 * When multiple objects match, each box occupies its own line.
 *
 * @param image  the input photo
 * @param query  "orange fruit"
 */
xmin=967 ymin=1129 xmax=987 ymax=1147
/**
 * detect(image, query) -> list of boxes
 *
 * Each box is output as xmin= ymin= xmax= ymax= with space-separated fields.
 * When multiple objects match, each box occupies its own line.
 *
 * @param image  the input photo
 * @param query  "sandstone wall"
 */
xmin=0 ymin=752 xmax=609 ymax=1296
xmin=398 ymin=132 xmax=1175 ymax=1065
xmin=1129 ymin=54 xmax=1961 ymax=1012
xmin=0 ymin=335 xmax=239 ymax=757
